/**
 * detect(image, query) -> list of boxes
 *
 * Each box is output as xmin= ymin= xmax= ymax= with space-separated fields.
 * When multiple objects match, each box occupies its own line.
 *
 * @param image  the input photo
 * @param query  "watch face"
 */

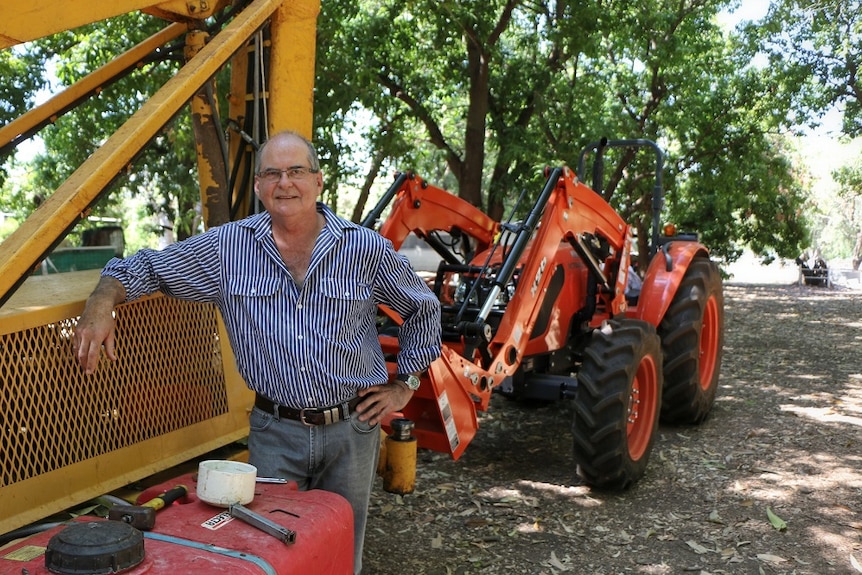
xmin=404 ymin=375 xmax=420 ymax=390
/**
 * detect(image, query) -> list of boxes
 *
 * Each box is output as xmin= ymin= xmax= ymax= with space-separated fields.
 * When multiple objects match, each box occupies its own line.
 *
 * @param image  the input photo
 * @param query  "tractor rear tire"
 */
xmin=659 ymin=255 xmax=724 ymax=424
xmin=573 ymin=319 xmax=663 ymax=490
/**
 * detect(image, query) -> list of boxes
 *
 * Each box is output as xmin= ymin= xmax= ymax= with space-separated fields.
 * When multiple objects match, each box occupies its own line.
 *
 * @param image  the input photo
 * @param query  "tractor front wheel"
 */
xmin=659 ymin=255 xmax=724 ymax=424
xmin=573 ymin=319 xmax=663 ymax=490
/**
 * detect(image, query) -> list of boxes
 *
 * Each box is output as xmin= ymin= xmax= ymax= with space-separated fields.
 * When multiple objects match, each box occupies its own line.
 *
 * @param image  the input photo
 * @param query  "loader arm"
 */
xmin=483 ymin=167 xmax=633 ymax=388
xmin=372 ymin=172 xmax=500 ymax=252
xmin=370 ymin=167 xmax=636 ymax=459
xmin=362 ymin=172 xmax=503 ymax=458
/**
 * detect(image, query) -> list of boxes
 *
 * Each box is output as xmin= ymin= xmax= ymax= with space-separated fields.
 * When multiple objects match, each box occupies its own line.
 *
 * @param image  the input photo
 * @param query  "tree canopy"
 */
xmin=747 ymin=0 xmax=862 ymax=264
xmin=315 ymin=0 xmax=813 ymax=265
xmin=2 ymin=0 xmax=860 ymax=265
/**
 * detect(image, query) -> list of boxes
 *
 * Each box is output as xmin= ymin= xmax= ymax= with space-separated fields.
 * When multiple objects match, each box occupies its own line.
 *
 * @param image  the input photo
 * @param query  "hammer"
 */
xmin=108 ymin=485 xmax=188 ymax=530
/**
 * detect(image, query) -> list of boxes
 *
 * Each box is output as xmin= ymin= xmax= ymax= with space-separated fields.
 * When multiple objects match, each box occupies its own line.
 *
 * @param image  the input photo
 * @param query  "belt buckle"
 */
xmin=298 ymin=407 xmax=318 ymax=426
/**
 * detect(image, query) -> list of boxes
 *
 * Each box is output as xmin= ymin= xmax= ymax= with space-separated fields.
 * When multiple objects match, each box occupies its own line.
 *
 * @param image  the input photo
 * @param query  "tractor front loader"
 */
xmin=365 ymin=139 xmax=724 ymax=489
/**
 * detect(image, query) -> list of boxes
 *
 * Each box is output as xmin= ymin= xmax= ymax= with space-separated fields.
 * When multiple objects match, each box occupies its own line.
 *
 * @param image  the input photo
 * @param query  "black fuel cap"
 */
xmin=45 ymin=521 xmax=145 ymax=574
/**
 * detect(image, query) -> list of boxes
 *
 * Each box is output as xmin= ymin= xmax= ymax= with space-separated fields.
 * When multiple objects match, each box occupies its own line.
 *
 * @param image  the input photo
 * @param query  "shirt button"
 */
xmin=344 ymin=291 xmax=350 ymax=296
xmin=297 ymin=335 xmax=303 ymax=340
xmin=297 ymin=303 xmax=303 ymax=310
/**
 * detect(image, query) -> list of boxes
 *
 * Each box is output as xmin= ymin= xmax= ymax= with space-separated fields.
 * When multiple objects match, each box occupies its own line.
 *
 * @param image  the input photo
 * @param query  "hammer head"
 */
xmin=108 ymin=505 xmax=156 ymax=530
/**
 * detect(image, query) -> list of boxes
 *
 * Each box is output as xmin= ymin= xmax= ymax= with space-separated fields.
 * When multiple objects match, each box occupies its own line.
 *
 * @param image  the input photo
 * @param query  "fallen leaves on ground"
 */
xmin=364 ymin=284 xmax=862 ymax=575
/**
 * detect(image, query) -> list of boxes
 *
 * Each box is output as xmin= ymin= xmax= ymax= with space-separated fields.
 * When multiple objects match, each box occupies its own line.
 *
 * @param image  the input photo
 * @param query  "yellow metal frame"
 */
xmin=0 ymin=271 xmax=253 ymax=535
xmin=0 ymin=0 xmax=321 ymax=306
xmin=0 ymin=0 xmax=287 ymax=306
xmin=0 ymin=0 xmax=320 ymax=536
xmin=0 ymin=0 xmax=229 ymax=50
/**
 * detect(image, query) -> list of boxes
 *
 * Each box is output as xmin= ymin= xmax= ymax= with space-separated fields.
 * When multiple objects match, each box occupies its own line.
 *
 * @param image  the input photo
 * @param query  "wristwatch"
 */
xmin=395 ymin=373 xmax=421 ymax=391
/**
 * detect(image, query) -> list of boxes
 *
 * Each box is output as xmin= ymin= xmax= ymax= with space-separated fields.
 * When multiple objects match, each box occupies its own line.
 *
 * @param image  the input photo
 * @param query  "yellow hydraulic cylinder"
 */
xmin=382 ymin=418 xmax=417 ymax=495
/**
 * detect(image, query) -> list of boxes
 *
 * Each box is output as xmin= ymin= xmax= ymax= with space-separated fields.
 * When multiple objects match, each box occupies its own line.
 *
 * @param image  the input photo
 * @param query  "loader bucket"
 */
xmin=380 ymin=338 xmax=479 ymax=460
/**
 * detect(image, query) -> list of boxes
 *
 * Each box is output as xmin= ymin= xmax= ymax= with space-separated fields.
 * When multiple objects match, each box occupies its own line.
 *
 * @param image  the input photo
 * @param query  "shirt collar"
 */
xmin=318 ymin=202 xmax=359 ymax=240
xmin=237 ymin=202 xmax=358 ymax=243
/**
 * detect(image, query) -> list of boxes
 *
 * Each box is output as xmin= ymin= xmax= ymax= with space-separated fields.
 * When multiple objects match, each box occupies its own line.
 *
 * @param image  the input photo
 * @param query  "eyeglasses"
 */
xmin=256 ymin=166 xmax=320 ymax=184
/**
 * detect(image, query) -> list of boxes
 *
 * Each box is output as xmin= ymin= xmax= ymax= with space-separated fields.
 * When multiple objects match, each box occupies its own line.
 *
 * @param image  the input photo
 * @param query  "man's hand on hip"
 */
xmin=355 ymin=382 xmax=414 ymax=426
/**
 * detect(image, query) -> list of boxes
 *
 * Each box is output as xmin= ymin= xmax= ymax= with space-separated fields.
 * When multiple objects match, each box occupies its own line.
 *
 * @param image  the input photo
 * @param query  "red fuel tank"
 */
xmin=0 ymin=472 xmax=354 ymax=575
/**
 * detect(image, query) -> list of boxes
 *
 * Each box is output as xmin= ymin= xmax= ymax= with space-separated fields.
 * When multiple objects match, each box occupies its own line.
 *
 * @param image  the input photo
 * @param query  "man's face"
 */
xmin=254 ymin=136 xmax=323 ymax=219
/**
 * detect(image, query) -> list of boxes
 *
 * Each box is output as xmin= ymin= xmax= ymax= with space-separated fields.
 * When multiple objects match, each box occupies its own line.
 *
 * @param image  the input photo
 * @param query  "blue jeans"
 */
xmin=248 ymin=405 xmax=380 ymax=575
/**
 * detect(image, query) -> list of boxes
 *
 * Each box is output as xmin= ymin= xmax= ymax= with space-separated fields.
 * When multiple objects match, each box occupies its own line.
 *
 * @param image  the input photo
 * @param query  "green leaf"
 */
xmin=766 ymin=507 xmax=787 ymax=531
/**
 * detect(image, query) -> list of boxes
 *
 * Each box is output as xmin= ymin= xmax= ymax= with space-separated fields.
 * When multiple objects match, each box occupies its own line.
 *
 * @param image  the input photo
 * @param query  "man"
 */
xmin=74 ymin=130 xmax=442 ymax=574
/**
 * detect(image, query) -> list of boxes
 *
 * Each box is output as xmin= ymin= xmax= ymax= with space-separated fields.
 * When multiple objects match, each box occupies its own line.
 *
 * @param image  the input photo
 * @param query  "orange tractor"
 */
xmin=365 ymin=138 xmax=724 ymax=489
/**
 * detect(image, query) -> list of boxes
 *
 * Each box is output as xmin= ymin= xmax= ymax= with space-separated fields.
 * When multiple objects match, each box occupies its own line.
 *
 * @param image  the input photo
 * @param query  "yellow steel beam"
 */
xmin=268 ymin=0 xmax=320 ymax=138
xmin=0 ymin=0 xmax=227 ymax=49
xmin=0 ymin=22 xmax=188 ymax=153
xmin=227 ymin=40 xmax=256 ymax=219
xmin=186 ymin=29 xmax=231 ymax=229
xmin=0 ymin=0 xmax=285 ymax=307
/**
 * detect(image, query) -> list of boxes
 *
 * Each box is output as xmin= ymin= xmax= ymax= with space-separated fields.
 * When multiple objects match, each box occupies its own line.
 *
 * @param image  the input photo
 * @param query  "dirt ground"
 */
xmin=363 ymin=279 xmax=862 ymax=574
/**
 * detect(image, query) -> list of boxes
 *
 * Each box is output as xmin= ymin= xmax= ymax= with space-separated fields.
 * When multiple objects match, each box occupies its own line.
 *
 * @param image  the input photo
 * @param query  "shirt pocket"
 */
xmin=319 ymin=278 xmax=373 ymax=342
xmin=226 ymin=276 xmax=284 ymax=335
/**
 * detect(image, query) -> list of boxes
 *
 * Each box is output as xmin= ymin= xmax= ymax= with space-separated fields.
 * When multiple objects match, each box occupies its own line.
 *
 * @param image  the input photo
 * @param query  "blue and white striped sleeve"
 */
xmin=101 ymin=230 xmax=222 ymax=303
xmin=373 ymin=246 xmax=442 ymax=373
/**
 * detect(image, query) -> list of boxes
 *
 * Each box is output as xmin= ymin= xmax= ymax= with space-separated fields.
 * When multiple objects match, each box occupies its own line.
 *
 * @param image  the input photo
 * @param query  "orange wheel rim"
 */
xmin=627 ymin=354 xmax=658 ymax=461
xmin=699 ymin=296 xmax=719 ymax=391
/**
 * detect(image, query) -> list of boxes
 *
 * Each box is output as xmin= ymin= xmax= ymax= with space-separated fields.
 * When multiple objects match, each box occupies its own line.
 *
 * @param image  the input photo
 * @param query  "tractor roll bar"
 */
xmin=577 ymin=138 xmax=665 ymax=255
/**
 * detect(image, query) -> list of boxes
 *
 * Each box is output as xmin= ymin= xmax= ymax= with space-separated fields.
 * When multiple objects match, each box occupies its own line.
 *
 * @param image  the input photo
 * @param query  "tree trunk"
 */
xmin=351 ymin=147 xmax=386 ymax=224
xmin=459 ymin=35 xmax=490 ymax=210
xmin=853 ymin=230 xmax=862 ymax=270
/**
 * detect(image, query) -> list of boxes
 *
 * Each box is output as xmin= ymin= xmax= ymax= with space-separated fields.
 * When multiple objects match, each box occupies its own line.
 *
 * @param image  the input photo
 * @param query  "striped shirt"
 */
xmin=102 ymin=203 xmax=442 ymax=408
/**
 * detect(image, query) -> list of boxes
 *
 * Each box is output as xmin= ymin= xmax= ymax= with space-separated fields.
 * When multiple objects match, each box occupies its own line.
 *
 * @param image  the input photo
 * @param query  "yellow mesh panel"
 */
xmin=0 ymin=293 xmax=251 ymax=535
xmin=1 ymin=297 xmax=227 ymax=487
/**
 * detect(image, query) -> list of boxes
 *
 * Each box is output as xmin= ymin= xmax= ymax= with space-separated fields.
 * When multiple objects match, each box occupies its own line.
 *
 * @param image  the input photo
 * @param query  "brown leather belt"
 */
xmin=254 ymin=394 xmax=362 ymax=426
